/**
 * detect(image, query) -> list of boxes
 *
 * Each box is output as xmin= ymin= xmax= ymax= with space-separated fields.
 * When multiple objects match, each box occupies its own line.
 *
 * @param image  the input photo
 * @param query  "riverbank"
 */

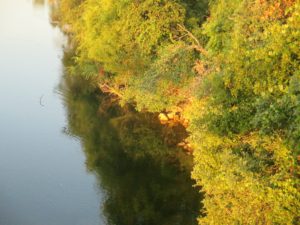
xmin=59 ymin=69 xmax=203 ymax=224
xmin=51 ymin=0 xmax=300 ymax=224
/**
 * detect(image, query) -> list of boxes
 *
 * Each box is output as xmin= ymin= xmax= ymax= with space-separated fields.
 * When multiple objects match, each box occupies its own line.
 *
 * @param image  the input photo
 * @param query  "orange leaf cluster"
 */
xmin=259 ymin=0 xmax=296 ymax=20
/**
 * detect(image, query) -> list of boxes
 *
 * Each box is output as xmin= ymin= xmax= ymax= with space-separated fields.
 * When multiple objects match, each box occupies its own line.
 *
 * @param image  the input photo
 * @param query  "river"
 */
xmin=0 ymin=1 xmax=201 ymax=225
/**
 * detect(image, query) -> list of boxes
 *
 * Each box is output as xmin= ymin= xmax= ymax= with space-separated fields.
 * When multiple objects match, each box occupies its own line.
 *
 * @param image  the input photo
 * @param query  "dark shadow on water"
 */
xmin=58 ymin=51 xmax=203 ymax=225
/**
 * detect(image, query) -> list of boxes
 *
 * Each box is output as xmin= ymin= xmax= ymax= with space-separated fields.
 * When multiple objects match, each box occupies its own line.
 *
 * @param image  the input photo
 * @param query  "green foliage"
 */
xmin=187 ymin=1 xmax=300 ymax=224
xmin=122 ymin=43 xmax=198 ymax=112
xmin=59 ymin=72 xmax=202 ymax=225
xmin=55 ymin=0 xmax=300 ymax=224
xmin=57 ymin=0 xmax=209 ymax=110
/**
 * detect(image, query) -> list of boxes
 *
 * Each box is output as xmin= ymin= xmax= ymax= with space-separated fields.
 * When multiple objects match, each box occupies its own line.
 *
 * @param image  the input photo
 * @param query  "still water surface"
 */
xmin=0 ymin=1 xmax=201 ymax=225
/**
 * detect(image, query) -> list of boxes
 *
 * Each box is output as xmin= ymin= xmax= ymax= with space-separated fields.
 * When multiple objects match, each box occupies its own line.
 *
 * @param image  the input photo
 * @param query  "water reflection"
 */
xmin=33 ymin=0 xmax=45 ymax=6
xmin=0 ymin=1 xmax=103 ymax=224
xmin=59 ymin=51 xmax=202 ymax=225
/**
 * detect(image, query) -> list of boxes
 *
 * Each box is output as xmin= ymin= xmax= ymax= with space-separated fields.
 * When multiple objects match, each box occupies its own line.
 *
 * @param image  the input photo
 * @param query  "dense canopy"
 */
xmin=53 ymin=0 xmax=300 ymax=224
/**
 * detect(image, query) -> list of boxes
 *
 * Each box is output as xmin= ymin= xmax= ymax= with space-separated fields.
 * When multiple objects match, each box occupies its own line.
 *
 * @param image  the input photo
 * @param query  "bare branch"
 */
xmin=177 ymin=24 xmax=208 ymax=56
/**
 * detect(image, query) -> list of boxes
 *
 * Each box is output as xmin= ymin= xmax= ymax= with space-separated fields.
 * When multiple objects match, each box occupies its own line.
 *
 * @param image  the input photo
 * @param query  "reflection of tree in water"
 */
xmin=32 ymin=0 xmax=45 ymax=7
xmin=59 ymin=51 xmax=202 ymax=225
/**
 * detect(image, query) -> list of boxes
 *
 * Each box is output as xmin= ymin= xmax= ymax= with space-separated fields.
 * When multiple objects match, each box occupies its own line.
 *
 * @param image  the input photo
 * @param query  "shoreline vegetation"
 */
xmin=59 ymin=70 xmax=202 ymax=225
xmin=50 ymin=0 xmax=299 ymax=224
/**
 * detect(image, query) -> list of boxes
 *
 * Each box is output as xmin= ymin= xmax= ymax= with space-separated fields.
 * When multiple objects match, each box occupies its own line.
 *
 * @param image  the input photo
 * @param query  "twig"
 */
xmin=39 ymin=95 xmax=45 ymax=107
xmin=99 ymin=83 xmax=123 ymax=98
xmin=177 ymin=24 xmax=208 ymax=56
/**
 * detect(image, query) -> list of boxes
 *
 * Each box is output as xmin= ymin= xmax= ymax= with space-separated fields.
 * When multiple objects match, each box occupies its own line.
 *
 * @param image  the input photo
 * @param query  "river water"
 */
xmin=0 ymin=1 xmax=201 ymax=225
